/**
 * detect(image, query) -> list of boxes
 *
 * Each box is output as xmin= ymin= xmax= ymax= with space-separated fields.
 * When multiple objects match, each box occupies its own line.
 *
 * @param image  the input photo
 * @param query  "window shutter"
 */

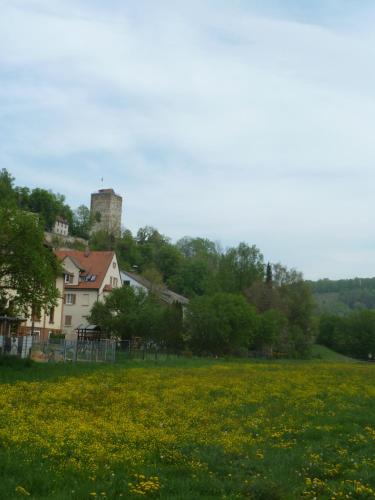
xmin=63 ymin=294 xmax=66 ymax=304
xmin=72 ymin=294 xmax=76 ymax=305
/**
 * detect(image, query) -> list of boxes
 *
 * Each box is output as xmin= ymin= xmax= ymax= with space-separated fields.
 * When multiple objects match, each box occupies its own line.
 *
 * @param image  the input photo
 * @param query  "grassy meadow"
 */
xmin=1 ymin=357 xmax=375 ymax=499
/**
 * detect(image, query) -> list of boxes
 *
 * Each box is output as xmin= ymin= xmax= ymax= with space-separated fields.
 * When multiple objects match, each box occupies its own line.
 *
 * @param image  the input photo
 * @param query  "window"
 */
xmin=49 ymin=308 xmax=55 ymax=324
xmin=113 ymin=262 xmax=117 ymax=269
xmin=64 ymin=293 xmax=76 ymax=305
xmin=64 ymin=274 xmax=73 ymax=284
xmin=31 ymin=305 xmax=41 ymax=322
xmin=82 ymin=274 xmax=96 ymax=282
xmin=65 ymin=315 xmax=72 ymax=326
xmin=110 ymin=276 xmax=118 ymax=287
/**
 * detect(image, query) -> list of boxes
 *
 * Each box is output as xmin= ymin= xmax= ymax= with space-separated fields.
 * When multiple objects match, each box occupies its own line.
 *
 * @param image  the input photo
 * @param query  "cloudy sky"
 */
xmin=1 ymin=0 xmax=375 ymax=280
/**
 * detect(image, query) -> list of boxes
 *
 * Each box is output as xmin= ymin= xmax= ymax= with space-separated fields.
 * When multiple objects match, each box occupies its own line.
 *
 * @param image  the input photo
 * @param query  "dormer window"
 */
xmin=64 ymin=273 xmax=74 ymax=284
xmin=81 ymin=274 xmax=96 ymax=282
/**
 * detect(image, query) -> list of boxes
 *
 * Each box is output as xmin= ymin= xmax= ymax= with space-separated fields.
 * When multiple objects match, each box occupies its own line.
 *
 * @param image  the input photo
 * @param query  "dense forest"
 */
xmin=309 ymin=277 xmax=375 ymax=315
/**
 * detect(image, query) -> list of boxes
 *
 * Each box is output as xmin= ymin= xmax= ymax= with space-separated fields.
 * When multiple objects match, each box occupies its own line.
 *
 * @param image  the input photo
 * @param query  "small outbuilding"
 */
xmin=75 ymin=324 xmax=104 ymax=342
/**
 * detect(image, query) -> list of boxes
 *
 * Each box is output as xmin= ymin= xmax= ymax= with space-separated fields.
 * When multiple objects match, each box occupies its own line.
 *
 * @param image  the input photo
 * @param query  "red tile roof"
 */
xmin=55 ymin=250 xmax=115 ymax=290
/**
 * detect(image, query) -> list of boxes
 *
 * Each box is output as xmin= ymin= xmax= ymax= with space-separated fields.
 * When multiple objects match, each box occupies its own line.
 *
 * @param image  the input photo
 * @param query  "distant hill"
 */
xmin=308 ymin=277 xmax=375 ymax=315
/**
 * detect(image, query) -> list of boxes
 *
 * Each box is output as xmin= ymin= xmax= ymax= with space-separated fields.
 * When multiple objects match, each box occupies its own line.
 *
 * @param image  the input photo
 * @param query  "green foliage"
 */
xmin=115 ymin=229 xmax=141 ymax=269
xmin=245 ymin=267 xmax=314 ymax=356
xmin=168 ymin=236 xmax=220 ymax=296
xmin=265 ymin=261 xmax=272 ymax=285
xmin=27 ymin=188 xmax=73 ymax=230
xmin=218 ymin=242 xmax=265 ymax=292
xmin=318 ymin=310 xmax=375 ymax=360
xmin=141 ymin=266 xmax=164 ymax=291
xmin=71 ymin=205 xmax=92 ymax=239
xmin=185 ymin=293 xmax=258 ymax=355
xmin=0 ymin=169 xmax=17 ymax=208
xmin=309 ymin=277 xmax=375 ymax=314
xmin=176 ymin=236 xmax=219 ymax=260
xmin=254 ymin=309 xmax=287 ymax=351
xmin=0 ymin=207 xmax=60 ymax=316
xmin=89 ymin=286 xmax=183 ymax=348
xmin=168 ymin=259 xmax=217 ymax=297
xmin=0 ymin=169 xmax=73 ymax=231
xmin=89 ymin=229 xmax=116 ymax=250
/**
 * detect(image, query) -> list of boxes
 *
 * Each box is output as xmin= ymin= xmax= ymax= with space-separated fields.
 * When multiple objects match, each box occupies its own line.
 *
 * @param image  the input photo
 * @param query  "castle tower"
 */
xmin=90 ymin=188 xmax=122 ymax=237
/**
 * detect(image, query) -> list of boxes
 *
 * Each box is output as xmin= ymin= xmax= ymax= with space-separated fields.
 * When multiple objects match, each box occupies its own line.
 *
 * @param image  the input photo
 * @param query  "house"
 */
xmin=19 ymin=274 xmax=65 ymax=341
xmin=120 ymin=270 xmax=149 ymax=294
xmin=55 ymin=249 xmax=121 ymax=337
xmin=120 ymin=270 xmax=189 ymax=308
xmin=53 ymin=217 xmax=69 ymax=236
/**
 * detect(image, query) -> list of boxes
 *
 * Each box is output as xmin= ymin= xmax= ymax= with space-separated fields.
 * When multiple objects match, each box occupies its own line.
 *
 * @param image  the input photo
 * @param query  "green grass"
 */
xmin=311 ymin=344 xmax=358 ymax=362
xmin=1 ymin=357 xmax=374 ymax=499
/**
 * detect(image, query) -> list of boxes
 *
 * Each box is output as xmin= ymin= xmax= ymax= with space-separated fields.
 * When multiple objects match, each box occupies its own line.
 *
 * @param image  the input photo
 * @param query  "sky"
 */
xmin=1 ymin=0 xmax=375 ymax=280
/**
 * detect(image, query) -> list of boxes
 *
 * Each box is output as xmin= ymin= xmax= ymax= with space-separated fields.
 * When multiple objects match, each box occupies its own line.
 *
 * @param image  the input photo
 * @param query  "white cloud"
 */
xmin=1 ymin=0 xmax=375 ymax=279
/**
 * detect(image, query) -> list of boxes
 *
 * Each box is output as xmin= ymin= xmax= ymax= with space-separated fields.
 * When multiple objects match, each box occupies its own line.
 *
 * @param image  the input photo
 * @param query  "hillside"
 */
xmin=308 ymin=277 xmax=375 ymax=315
xmin=311 ymin=344 xmax=357 ymax=362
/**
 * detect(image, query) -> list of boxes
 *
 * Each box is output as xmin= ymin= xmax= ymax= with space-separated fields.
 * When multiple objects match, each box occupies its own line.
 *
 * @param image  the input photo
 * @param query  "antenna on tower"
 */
xmin=101 ymin=177 xmax=104 ymax=188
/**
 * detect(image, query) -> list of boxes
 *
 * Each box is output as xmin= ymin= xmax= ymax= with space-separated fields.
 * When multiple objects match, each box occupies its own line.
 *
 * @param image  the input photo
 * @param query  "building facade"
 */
xmin=19 ymin=275 xmax=65 ymax=342
xmin=90 ymin=188 xmax=122 ymax=237
xmin=53 ymin=217 xmax=69 ymax=236
xmin=56 ymin=249 xmax=122 ymax=337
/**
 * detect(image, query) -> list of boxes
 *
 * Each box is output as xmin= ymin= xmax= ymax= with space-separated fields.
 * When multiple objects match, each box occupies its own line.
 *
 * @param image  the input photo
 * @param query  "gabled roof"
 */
xmin=63 ymin=255 xmax=86 ymax=272
xmin=121 ymin=270 xmax=151 ymax=289
xmin=121 ymin=270 xmax=189 ymax=306
xmin=55 ymin=250 xmax=116 ymax=290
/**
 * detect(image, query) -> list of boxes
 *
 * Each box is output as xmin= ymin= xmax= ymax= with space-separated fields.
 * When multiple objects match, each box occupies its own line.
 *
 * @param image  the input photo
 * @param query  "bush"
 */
xmin=185 ymin=292 xmax=258 ymax=355
xmin=0 ymin=356 xmax=33 ymax=368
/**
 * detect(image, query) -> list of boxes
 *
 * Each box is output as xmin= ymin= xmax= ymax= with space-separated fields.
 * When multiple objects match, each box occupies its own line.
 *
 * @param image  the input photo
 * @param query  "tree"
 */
xmin=317 ymin=314 xmax=340 ymax=349
xmin=0 ymin=207 xmax=60 ymax=317
xmin=272 ymin=263 xmax=302 ymax=287
xmin=0 ymin=168 xmax=17 ymax=208
xmin=89 ymin=285 xmax=183 ymax=345
xmin=89 ymin=230 xmax=116 ymax=250
xmin=185 ymin=293 xmax=258 ymax=355
xmin=245 ymin=281 xmax=281 ymax=313
xmin=71 ymin=205 xmax=92 ymax=239
xmin=141 ymin=266 xmax=165 ymax=293
xmin=176 ymin=236 xmax=219 ymax=260
xmin=218 ymin=243 xmax=264 ymax=293
xmin=15 ymin=186 xmax=30 ymax=210
xmin=89 ymin=286 xmax=148 ymax=339
xmin=278 ymin=280 xmax=315 ymax=355
xmin=317 ymin=311 xmax=375 ymax=360
xmin=253 ymin=309 xmax=287 ymax=353
xmin=266 ymin=262 xmax=272 ymax=285
xmin=27 ymin=188 xmax=73 ymax=230
xmin=115 ymin=229 xmax=141 ymax=270
xmin=154 ymin=244 xmax=183 ymax=282
xmin=168 ymin=259 xmax=218 ymax=297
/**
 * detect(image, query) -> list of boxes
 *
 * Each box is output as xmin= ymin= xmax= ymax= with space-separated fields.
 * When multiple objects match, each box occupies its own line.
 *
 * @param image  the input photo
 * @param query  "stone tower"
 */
xmin=90 ymin=188 xmax=122 ymax=237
